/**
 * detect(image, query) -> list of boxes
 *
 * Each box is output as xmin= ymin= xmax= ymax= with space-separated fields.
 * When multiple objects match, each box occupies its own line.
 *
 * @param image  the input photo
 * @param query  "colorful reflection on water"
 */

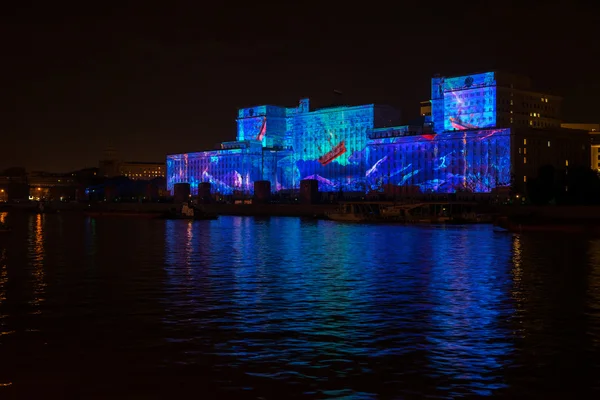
xmin=0 ymin=214 xmax=599 ymax=398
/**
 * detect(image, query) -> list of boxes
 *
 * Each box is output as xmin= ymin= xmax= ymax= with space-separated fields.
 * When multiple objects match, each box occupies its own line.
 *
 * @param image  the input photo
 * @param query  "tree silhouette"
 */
xmin=527 ymin=164 xmax=600 ymax=205
xmin=527 ymin=165 xmax=556 ymax=205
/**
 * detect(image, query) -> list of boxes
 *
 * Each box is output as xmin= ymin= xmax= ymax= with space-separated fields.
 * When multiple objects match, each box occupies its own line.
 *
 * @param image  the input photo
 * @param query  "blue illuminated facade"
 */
xmin=366 ymin=128 xmax=511 ymax=193
xmin=167 ymin=72 xmax=513 ymax=195
xmin=432 ymin=72 xmax=497 ymax=133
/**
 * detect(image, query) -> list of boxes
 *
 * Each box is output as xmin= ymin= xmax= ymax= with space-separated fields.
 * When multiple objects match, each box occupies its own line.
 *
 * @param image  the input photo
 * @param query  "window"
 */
xmin=566 ymin=160 xmax=569 ymax=166
xmin=548 ymin=141 xmax=551 ymax=147
xmin=524 ymin=148 xmax=527 ymax=154
xmin=524 ymin=157 xmax=527 ymax=164
xmin=524 ymin=176 xmax=527 ymax=182
xmin=524 ymin=139 xmax=527 ymax=145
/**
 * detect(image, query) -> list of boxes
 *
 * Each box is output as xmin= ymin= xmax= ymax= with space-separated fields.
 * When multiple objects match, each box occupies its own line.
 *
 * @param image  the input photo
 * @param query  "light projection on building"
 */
xmin=285 ymin=104 xmax=374 ymax=192
xmin=365 ymin=128 xmax=511 ymax=193
xmin=167 ymin=88 xmax=510 ymax=195
xmin=433 ymin=72 xmax=497 ymax=132
xmin=237 ymin=106 xmax=266 ymax=142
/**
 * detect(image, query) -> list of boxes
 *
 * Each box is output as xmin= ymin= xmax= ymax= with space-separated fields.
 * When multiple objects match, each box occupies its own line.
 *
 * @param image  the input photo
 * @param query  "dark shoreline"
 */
xmin=0 ymin=202 xmax=337 ymax=218
xmin=5 ymin=201 xmax=600 ymax=224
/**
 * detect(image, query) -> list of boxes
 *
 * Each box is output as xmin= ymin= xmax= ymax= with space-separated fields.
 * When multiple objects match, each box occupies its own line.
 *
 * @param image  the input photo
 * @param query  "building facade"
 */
xmin=420 ymin=101 xmax=431 ymax=117
xmin=167 ymin=72 xmax=589 ymax=196
xmin=562 ymin=123 xmax=600 ymax=171
xmin=431 ymin=71 xmax=562 ymax=134
xmin=99 ymin=147 xmax=165 ymax=181
xmin=119 ymin=161 xmax=165 ymax=180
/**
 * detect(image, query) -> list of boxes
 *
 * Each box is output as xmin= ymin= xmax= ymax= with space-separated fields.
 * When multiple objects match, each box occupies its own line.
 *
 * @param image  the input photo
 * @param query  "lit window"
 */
xmin=510 ymin=117 xmax=514 ymax=123
xmin=524 ymin=176 xmax=527 ymax=182
xmin=524 ymin=139 xmax=527 ymax=145
xmin=529 ymin=120 xmax=533 ymax=126
xmin=566 ymin=160 xmax=569 ymax=166
xmin=524 ymin=157 xmax=527 ymax=164
xmin=524 ymin=148 xmax=527 ymax=154
xmin=548 ymin=141 xmax=551 ymax=147
xmin=510 ymin=100 xmax=514 ymax=105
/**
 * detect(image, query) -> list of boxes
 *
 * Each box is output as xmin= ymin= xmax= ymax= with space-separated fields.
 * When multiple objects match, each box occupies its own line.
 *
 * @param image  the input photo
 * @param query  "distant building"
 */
xmin=98 ymin=147 xmax=165 ymax=180
xmin=420 ymin=100 xmax=431 ymax=117
xmin=0 ymin=169 xmax=28 ymax=202
xmin=562 ymin=123 xmax=600 ymax=171
xmin=98 ymin=146 xmax=120 ymax=178
xmin=27 ymin=170 xmax=88 ymax=201
xmin=119 ymin=161 xmax=165 ymax=180
xmin=167 ymin=71 xmax=589 ymax=198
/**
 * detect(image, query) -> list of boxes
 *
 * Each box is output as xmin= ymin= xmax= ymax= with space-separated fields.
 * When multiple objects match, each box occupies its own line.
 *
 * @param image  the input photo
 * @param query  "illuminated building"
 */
xmin=561 ymin=123 xmax=600 ymax=171
xmin=167 ymin=72 xmax=589 ymax=196
xmin=168 ymin=100 xmax=402 ymax=194
xmin=431 ymin=71 xmax=562 ymax=133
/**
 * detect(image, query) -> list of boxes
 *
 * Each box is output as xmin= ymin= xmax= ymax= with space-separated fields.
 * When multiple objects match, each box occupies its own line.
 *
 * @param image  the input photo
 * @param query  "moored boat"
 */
xmin=325 ymin=202 xmax=380 ymax=222
xmin=163 ymin=203 xmax=219 ymax=220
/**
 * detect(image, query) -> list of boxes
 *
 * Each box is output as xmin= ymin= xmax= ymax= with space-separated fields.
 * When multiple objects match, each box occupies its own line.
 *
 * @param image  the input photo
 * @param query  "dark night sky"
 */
xmin=2 ymin=2 xmax=598 ymax=172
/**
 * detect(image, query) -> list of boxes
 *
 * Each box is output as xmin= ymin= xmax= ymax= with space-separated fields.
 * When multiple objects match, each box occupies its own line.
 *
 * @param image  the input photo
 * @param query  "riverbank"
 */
xmin=0 ymin=202 xmax=337 ymax=218
xmin=6 ymin=201 xmax=600 ymax=223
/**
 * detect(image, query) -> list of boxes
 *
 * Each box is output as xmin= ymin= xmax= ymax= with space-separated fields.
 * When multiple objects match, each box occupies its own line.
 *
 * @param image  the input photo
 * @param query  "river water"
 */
xmin=0 ymin=211 xmax=599 ymax=398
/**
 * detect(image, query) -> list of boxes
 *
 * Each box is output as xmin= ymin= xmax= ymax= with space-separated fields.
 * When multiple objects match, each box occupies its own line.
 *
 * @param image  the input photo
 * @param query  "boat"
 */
xmin=326 ymin=201 xmax=488 ymax=224
xmin=326 ymin=202 xmax=381 ymax=222
xmin=163 ymin=203 xmax=219 ymax=220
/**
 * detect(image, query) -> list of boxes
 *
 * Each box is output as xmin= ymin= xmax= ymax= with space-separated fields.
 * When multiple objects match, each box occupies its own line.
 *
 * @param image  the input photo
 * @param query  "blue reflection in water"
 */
xmin=425 ymin=228 xmax=513 ymax=396
xmin=162 ymin=218 xmax=516 ymax=397
xmin=164 ymin=220 xmax=197 ymax=298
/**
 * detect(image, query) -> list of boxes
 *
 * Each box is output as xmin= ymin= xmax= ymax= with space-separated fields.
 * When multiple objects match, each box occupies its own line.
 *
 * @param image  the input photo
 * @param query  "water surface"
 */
xmin=0 ymin=212 xmax=599 ymax=398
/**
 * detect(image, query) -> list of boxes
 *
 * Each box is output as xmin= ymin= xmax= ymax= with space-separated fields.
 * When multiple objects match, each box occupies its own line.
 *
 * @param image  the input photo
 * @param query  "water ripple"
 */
xmin=0 ymin=215 xmax=598 ymax=398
